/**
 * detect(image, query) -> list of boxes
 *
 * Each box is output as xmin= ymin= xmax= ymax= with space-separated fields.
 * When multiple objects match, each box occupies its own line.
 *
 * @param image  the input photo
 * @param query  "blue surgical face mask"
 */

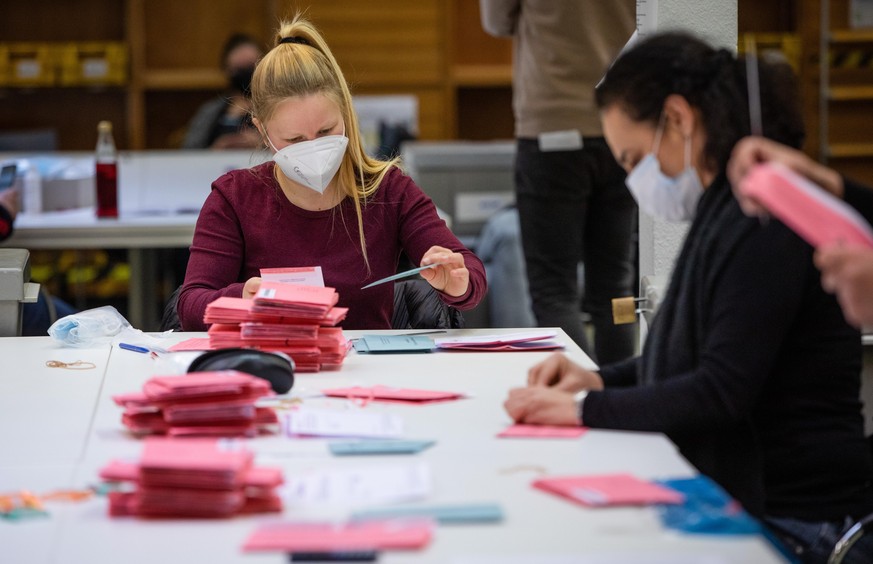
xmin=625 ymin=121 xmax=703 ymax=222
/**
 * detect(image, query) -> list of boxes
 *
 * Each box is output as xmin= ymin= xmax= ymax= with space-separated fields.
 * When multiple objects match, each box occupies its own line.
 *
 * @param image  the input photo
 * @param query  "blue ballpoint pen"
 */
xmin=119 ymin=343 xmax=150 ymax=354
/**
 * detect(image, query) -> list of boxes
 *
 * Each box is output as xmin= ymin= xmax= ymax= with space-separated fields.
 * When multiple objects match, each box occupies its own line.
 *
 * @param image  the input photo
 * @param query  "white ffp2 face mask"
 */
xmin=267 ymin=131 xmax=348 ymax=194
xmin=625 ymin=125 xmax=703 ymax=222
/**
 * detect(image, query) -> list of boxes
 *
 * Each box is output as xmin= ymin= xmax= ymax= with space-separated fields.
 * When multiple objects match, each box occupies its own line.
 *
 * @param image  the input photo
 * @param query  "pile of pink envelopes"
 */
xmin=112 ymin=370 xmax=278 ymax=438
xmin=200 ymin=282 xmax=349 ymax=372
xmin=100 ymin=437 xmax=283 ymax=518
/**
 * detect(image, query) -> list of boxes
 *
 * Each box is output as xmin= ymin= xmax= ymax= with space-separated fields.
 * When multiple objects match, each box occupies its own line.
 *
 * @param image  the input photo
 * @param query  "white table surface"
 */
xmin=0 ymin=330 xmax=785 ymax=564
xmin=4 ymin=208 xmax=198 ymax=250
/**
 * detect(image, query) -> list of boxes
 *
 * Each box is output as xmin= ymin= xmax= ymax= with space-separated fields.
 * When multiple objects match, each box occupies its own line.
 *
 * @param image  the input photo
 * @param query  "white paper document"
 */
xmin=282 ymin=408 xmax=404 ymax=439
xmin=281 ymin=462 xmax=432 ymax=505
xmin=260 ymin=266 xmax=325 ymax=287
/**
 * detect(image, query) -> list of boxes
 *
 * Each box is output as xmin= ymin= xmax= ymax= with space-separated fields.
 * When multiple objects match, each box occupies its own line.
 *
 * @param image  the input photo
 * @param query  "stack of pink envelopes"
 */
xmin=196 ymin=282 xmax=349 ymax=372
xmin=100 ymin=437 xmax=283 ymax=518
xmin=112 ymin=370 xmax=277 ymax=438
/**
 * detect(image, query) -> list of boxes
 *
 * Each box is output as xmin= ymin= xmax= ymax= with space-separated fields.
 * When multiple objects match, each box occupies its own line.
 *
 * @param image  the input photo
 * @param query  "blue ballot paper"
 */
xmin=653 ymin=477 xmax=801 ymax=563
xmin=352 ymin=335 xmax=435 ymax=354
xmin=329 ymin=440 xmax=436 ymax=456
xmin=350 ymin=503 xmax=504 ymax=524
xmin=360 ymin=262 xmax=447 ymax=290
xmin=655 ymin=476 xmax=761 ymax=535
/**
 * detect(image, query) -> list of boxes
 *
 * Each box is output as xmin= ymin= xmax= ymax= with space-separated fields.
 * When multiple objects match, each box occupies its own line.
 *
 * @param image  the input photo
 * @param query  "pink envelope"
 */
xmin=533 ymin=473 xmax=685 ymax=507
xmin=497 ymin=424 xmax=587 ymax=439
xmin=321 ymin=385 xmax=464 ymax=403
xmin=242 ymin=519 xmax=434 ymax=552
xmin=438 ymin=341 xmax=564 ymax=352
xmin=740 ymin=162 xmax=873 ymax=250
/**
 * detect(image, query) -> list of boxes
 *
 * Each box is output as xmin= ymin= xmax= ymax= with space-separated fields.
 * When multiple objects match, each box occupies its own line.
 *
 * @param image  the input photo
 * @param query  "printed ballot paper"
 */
xmin=260 ymin=266 xmax=324 ymax=287
xmin=280 ymin=462 xmax=432 ymax=506
xmin=740 ymin=162 xmax=873 ymax=250
xmin=282 ymin=408 xmax=404 ymax=439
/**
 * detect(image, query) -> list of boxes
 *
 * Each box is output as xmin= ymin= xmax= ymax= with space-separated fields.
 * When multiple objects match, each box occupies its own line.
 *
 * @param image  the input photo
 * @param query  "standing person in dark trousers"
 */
xmin=480 ymin=0 xmax=638 ymax=364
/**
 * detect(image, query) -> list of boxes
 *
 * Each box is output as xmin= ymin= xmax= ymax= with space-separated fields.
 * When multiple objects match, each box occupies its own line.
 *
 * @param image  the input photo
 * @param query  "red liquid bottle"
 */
xmin=95 ymin=120 xmax=118 ymax=218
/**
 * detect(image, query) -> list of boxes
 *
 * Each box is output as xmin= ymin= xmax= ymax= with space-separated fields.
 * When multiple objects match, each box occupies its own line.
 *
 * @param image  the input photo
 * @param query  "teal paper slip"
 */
xmin=329 ymin=440 xmax=436 ymax=456
xmin=353 ymin=335 xmax=434 ymax=354
xmin=351 ymin=503 xmax=504 ymax=524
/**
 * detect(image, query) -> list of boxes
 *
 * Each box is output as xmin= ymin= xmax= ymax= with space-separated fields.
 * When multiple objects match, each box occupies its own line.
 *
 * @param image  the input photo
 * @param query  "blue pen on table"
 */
xmin=118 ymin=343 xmax=163 ymax=357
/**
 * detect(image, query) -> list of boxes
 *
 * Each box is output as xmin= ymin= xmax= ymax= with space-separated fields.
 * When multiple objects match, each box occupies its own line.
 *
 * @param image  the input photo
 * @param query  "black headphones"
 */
xmin=187 ymin=348 xmax=294 ymax=394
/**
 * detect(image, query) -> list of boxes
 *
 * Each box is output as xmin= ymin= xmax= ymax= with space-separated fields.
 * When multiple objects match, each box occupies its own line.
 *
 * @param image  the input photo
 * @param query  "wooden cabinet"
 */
xmin=742 ymin=0 xmax=873 ymax=187
xmin=0 ymin=0 xmax=514 ymax=151
xmin=815 ymin=0 xmax=873 ymax=186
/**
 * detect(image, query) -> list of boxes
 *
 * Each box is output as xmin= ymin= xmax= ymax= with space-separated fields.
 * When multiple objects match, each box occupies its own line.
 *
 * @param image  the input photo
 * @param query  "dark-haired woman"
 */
xmin=503 ymin=32 xmax=873 ymax=563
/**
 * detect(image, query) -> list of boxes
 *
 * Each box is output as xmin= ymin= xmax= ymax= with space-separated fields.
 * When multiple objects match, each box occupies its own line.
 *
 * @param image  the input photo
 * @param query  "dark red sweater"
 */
xmin=178 ymin=163 xmax=486 ymax=331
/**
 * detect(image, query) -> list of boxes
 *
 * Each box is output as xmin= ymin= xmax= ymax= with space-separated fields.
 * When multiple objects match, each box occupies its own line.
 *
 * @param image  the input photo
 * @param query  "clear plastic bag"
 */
xmin=48 ymin=305 xmax=130 ymax=347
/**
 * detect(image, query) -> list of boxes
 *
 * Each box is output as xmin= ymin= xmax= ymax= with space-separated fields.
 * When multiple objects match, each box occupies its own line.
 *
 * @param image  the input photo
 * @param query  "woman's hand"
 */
xmin=242 ymin=276 xmax=262 ymax=299
xmin=728 ymin=136 xmax=844 ymax=216
xmin=527 ymin=352 xmax=604 ymax=393
xmin=815 ymin=246 xmax=873 ymax=328
xmin=504 ymin=387 xmax=581 ymax=426
xmin=418 ymin=245 xmax=469 ymax=297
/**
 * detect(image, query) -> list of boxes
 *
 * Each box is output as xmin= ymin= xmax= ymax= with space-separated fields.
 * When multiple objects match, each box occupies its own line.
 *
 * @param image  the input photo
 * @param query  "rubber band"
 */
xmin=45 ymin=360 xmax=97 ymax=370
xmin=498 ymin=464 xmax=548 ymax=475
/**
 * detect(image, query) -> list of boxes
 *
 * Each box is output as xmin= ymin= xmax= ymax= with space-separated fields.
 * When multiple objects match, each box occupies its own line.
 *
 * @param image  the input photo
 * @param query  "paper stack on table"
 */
xmin=112 ymin=370 xmax=278 ymax=438
xmin=176 ymin=282 xmax=349 ymax=372
xmin=100 ymin=437 xmax=283 ymax=518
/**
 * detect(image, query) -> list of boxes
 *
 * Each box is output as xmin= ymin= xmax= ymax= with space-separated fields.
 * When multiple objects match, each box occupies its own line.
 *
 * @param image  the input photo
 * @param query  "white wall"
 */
xmin=637 ymin=0 xmax=738 ymax=281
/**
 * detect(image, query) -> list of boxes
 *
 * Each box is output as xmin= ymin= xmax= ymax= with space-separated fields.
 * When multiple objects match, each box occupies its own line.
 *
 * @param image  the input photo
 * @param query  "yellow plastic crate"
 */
xmin=58 ymin=42 xmax=127 ymax=86
xmin=738 ymin=33 xmax=802 ymax=75
xmin=1 ymin=43 xmax=57 ymax=87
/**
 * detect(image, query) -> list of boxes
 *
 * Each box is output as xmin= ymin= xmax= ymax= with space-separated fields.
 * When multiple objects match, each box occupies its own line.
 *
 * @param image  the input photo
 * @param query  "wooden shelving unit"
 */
xmin=818 ymin=0 xmax=873 ymax=186
xmin=0 ymin=0 xmax=514 ymax=151
xmin=741 ymin=0 xmax=873 ymax=187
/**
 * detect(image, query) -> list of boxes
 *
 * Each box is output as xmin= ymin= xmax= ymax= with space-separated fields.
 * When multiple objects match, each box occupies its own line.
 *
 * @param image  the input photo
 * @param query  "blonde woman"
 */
xmin=178 ymin=17 xmax=486 ymax=330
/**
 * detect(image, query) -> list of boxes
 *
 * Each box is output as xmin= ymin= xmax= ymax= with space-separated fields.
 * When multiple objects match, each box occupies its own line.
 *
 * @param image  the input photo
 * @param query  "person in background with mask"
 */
xmin=181 ymin=33 xmax=263 ymax=149
xmin=177 ymin=16 xmax=486 ymax=331
xmin=502 ymin=32 xmax=873 ymax=563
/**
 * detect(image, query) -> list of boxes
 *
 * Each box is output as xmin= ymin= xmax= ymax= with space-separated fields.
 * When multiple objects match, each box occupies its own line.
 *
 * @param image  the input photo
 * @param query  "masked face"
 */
xmin=228 ymin=65 xmax=255 ymax=97
xmin=265 ymin=129 xmax=348 ymax=194
xmin=625 ymin=124 xmax=703 ymax=222
xmin=259 ymin=94 xmax=348 ymax=194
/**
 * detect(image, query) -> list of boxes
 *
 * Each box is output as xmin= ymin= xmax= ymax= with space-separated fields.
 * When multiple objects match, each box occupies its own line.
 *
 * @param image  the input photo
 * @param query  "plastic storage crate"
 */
xmin=58 ymin=42 xmax=127 ymax=86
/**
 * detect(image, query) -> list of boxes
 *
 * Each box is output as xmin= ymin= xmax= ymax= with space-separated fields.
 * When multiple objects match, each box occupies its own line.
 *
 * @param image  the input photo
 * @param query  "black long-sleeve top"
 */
xmin=843 ymin=177 xmax=873 ymax=225
xmin=583 ymin=174 xmax=873 ymax=522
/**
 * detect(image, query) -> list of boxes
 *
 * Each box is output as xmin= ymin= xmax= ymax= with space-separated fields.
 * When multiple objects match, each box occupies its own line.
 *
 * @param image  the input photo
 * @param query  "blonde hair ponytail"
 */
xmin=251 ymin=14 xmax=400 ymax=270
